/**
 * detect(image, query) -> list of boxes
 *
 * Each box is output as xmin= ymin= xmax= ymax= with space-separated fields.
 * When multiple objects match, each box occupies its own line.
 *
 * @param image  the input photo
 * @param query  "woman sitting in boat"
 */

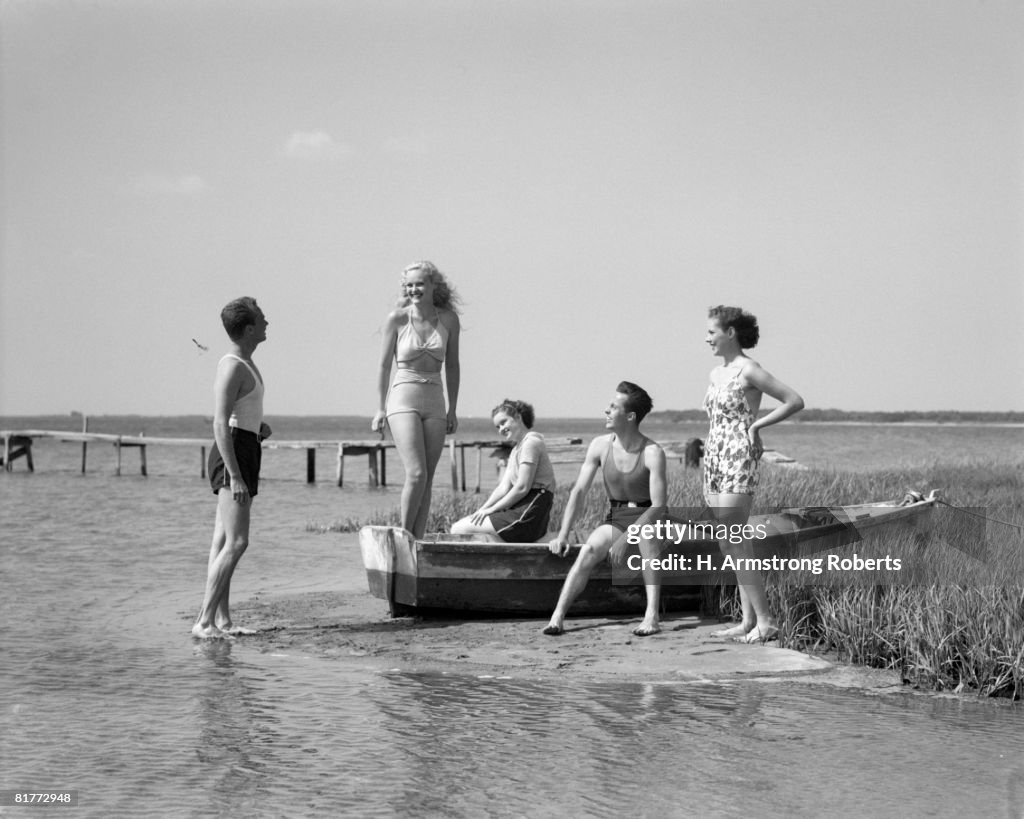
xmin=451 ymin=399 xmax=556 ymax=542
xmin=371 ymin=261 xmax=461 ymax=539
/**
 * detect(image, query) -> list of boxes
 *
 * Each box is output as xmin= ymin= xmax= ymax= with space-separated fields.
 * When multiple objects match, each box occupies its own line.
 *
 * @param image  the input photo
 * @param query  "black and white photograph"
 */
xmin=2 ymin=1 xmax=1023 ymax=816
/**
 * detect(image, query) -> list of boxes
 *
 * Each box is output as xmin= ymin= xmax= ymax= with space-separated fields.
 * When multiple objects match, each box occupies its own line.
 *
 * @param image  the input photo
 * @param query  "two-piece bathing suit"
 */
xmin=601 ymin=435 xmax=653 ymax=532
xmin=209 ymin=354 xmax=264 ymax=497
xmin=487 ymin=431 xmax=556 ymax=542
xmin=386 ymin=313 xmax=449 ymax=422
xmin=703 ymin=368 xmax=758 ymax=496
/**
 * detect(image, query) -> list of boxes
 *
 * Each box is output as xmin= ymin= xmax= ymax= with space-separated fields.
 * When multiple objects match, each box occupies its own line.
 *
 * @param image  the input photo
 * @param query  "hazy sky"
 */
xmin=2 ymin=0 xmax=1022 ymax=419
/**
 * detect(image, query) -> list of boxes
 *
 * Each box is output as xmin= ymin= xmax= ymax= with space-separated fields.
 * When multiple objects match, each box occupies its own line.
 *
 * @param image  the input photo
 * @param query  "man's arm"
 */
xmin=212 ymin=358 xmax=248 ymax=504
xmin=548 ymin=436 xmax=606 ymax=556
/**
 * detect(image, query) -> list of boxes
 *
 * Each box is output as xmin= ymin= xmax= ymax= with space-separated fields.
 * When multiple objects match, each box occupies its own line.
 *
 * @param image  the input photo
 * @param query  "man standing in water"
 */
xmin=193 ymin=297 xmax=271 ymax=639
xmin=544 ymin=381 xmax=667 ymax=637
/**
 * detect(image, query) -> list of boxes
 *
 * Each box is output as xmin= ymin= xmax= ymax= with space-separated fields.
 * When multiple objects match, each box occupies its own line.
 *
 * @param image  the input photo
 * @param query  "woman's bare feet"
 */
xmin=712 ymin=623 xmax=750 ymax=638
xmin=738 ymin=624 xmax=779 ymax=643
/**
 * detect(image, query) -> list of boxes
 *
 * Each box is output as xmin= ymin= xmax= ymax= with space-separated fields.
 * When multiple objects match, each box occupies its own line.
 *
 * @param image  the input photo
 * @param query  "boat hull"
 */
xmin=358 ymin=493 xmax=939 ymax=617
xmin=360 ymin=529 xmax=702 ymax=616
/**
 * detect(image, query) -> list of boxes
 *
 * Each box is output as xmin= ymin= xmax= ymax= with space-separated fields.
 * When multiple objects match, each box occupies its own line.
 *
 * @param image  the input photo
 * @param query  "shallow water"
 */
xmin=3 ymin=421 xmax=1024 ymax=817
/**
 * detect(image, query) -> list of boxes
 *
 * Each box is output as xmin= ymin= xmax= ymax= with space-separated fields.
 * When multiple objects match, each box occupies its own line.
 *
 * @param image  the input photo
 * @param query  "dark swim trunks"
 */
xmin=208 ymin=427 xmax=262 ymax=497
xmin=602 ymin=501 xmax=653 ymax=532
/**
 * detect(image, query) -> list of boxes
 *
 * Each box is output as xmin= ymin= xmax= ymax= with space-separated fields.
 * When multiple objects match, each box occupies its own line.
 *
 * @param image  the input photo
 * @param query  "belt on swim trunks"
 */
xmin=608 ymin=499 xmax=652 ymax=508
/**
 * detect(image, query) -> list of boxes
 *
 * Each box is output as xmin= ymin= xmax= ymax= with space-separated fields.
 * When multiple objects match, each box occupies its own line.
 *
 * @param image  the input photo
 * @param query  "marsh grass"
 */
xmin=313 ymin=459 xmax=1024 ymax=697
xmin=714 ymin=462 xmax=1024 ymax=698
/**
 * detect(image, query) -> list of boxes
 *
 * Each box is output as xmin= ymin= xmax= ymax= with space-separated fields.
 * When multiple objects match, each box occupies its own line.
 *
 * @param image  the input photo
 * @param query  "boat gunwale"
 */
xmin=406 ymin=497 xmax=939 ymax=554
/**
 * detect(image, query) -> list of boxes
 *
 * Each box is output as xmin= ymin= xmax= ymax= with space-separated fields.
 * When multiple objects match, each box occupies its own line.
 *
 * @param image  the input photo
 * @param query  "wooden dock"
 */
xmin=0 ymin=429 xmax=398 ymax=487
xmin=0 ymin=428 xmax=802 ymax=489
xmin=0 ymin=429 xmax=586 ymax=490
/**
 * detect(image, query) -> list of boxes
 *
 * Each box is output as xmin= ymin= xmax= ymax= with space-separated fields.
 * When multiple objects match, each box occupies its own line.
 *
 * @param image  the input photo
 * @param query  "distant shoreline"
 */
xmin=1 ymin=412 xmax=1022 ymax=429
xmin=650 ymin=410 xmax=1024 ymax=426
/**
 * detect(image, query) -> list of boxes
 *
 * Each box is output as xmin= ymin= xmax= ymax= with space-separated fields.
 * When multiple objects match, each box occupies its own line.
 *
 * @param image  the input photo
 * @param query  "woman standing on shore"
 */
xmin=451 ymin=399 xmax=555 ymax=542
xmin=704 ymin=305 xmax=803 ymax=643
xmin=372 ymin=261 xmax=461 ymax=538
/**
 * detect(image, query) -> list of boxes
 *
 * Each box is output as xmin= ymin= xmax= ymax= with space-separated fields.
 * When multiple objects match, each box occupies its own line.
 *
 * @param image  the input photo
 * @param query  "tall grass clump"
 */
xmin=709 ymin=461 xmax=1024 ymax=698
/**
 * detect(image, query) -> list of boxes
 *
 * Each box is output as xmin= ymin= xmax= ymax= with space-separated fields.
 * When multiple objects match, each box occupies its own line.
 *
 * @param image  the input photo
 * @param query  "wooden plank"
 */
xmin=367 ymin=451 xmax=378 ymax=486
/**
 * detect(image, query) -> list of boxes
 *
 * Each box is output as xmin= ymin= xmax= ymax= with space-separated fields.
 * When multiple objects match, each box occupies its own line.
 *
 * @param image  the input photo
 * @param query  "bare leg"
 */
xmin=205 ymin=505 xmax=228 ymax=632
xmin=388 ymin=413 xmax=429 ymax=536
xmin=193 ymin=489 xmax=250 ymax=639
xmin=451 ymin=516 xmax=498 ymax=536
xmin=412 ymin=417 xmax=447 ymax=538
xmin=544 ymin=526 xmax=615 ymax=634
xmin=633 ymin=534 xmax=662 ymax=636
xmin=706 ymin=493 xmax=777 ymax=641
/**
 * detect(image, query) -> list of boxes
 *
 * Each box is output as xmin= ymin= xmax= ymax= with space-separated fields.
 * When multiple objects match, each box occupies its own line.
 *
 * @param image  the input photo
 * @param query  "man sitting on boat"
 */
xmin=543 ymin=381 xmax=667 ymax=637
xmin=451 ymin=399 xmax=555 ymax=542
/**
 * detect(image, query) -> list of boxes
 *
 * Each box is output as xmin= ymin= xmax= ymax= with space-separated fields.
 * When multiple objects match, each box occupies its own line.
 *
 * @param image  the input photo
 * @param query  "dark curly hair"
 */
xmin=708 ymin=305 xmax=759 ymax=349
xmin=491 ymin=399 xmax=535 ymax=429
xmin=615 ymin=381 xmax=653 ymax=422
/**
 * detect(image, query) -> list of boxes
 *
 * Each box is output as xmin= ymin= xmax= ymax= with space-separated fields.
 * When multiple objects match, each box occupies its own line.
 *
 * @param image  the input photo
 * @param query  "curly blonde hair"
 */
xmin=399 ymin=261 xmax=462 ymax=313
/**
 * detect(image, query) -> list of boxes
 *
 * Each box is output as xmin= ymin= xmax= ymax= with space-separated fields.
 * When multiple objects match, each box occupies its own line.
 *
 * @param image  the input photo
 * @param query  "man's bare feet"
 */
xmin=632 ymin=621 xmax=661 ymax=637
xmin=542 ymin=623 xmax=564 ymax=636
xmin=191 ymin=623 xmax=231 ymax=639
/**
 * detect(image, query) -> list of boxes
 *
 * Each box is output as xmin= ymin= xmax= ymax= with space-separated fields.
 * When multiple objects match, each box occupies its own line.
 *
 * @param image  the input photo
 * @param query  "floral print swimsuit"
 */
xmin=703 ymin=369 xmax=758 ymax=495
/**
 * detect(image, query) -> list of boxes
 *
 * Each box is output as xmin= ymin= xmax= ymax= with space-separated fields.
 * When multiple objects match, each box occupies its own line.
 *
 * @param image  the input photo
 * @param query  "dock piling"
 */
xmin=114 ymin=436 xmax=148 ymax=476
xmin=80 ymin=415 xmax=89 ymax=474
xmin=474 ymin=444 xmax=483 ymax=493
xmin=2 ymin=435 xmax=34 ymax=472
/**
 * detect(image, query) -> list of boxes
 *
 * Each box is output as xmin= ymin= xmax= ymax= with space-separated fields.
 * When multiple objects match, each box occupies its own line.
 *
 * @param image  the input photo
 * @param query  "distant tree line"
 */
xmin=651 ymin=409 xmax=1024 ymax=424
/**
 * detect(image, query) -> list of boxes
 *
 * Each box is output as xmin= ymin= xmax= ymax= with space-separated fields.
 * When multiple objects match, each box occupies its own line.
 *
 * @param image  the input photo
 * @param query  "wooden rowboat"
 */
xmin=359 ymin=491 xmax=941 ymax=617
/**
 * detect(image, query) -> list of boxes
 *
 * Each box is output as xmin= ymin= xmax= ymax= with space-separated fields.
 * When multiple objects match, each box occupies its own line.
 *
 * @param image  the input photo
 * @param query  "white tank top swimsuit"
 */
xmin=223 ymin=354 xmax=264 ymax=434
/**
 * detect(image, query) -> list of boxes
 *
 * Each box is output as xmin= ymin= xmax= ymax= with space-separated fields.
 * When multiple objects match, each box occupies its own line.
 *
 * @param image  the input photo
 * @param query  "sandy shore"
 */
xmin=224 ymin=542 xmax=911 ymax=693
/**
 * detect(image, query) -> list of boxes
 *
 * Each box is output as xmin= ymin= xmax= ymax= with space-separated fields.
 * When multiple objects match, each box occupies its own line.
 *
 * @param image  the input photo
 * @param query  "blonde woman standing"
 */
xmin=372 ymin=262 xmax=461 ymax=538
